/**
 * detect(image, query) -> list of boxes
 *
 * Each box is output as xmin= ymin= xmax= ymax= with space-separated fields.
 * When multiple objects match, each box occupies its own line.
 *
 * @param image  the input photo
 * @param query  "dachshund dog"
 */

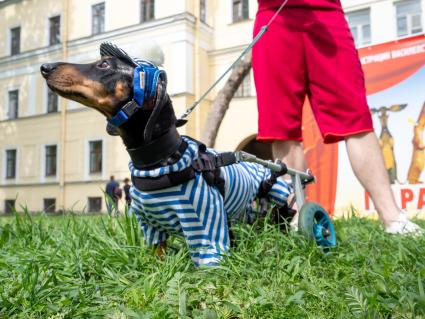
xmin=40 ymin=42 xmax=291 ymax=266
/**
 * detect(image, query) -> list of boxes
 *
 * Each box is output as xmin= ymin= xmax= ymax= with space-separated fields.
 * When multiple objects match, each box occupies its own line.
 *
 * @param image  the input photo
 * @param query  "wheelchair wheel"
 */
xmin=298 ymin=202 xmax=336 ymax=248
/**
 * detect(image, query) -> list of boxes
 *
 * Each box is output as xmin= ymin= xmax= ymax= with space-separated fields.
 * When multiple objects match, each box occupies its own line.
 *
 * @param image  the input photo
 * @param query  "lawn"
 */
xmin=0 ymin=211 xmax=424 ymax=318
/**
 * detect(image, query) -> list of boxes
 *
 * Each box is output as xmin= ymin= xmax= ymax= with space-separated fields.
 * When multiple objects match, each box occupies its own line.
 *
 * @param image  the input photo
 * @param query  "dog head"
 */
xmin=40 ymin=42 xmax=175 ymax=147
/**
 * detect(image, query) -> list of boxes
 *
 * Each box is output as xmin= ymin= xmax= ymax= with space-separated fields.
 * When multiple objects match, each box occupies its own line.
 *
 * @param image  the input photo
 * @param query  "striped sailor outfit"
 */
xmin=129 ymin=137 xmax=291 ymax=266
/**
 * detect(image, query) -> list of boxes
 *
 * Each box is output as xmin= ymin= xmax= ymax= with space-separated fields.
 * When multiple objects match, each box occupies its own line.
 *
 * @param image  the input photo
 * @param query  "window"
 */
xmin=92 ymin=2 xmax=105 ymax=35
xmin=200 ymin=0 xmax=207 ymax=23
xmin=346 ymin=9 xmax=371 ymax=47
xmin=396 ymin=0 xmax=422 ymax=37
xmin=8 ymin=90 xmax=19 ymax=119
xmin=89 ymin=140 xmax=102 ymax=174
xmin=141 ymin=0 xmax=155 ymax=23
xmin=49 ymin=15 xmax=61 ymax=45
xmin=235 ymin=72 xmax=251 ymax=98
xmin=88 ymin=197 xmax=102 ymax=212
xmin=232 ymin=0 xmax=249 ymax=23
xmin=10 ymin=26 xmax=20 ymax=55
xmin=47 ymin=88 xmax=58 ymax=113
xmin=6 ymin=149 xmax=17 ymax=179
xmin=43 ymin=198 xmax=56 ymax=213
xmin=4 ymin=200 xmax=15 ymax=214
xmin=45 ymin=145 xmax=57 ymax=177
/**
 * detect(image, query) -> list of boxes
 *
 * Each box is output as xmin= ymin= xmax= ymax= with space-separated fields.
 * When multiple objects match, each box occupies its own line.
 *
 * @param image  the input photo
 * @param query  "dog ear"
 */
xmin=175 ymin=119 xmax=187 ymax=127
xmin=106 ymin=122 xmax=120 ymax=136
xmin=100 ymin=42 xmax=138 ymax=67
xmin=143 ymin=80 xmax=168 ymax=143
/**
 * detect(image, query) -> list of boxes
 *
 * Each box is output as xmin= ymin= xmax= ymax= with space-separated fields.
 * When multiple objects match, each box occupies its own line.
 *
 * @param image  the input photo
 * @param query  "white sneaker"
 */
xmin=384 ymin=212 xmax=424 ymax=235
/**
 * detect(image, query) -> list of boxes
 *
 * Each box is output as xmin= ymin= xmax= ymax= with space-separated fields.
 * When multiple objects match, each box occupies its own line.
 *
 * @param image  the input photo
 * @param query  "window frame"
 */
xmin=48 ymin=15 xmax=61 ymax=46
xmin=47 ymin=87 xmax=59 ymax=113
xmin=5 ymin=149 xmax=17 ymax=180
xmin=88 ymin=197 xmax=102 ymax=212
xmin=43 ymin=198 xmax=56 ymax=213
xmin=8 ymin=89 xmax=19 ymax=120
xmin=234 ymin=71 xmax=252 ymax=98
xmin=232 ymin=0 xmax=249 ymax=23
xmin=10 ymin=26 xmax=21 ymax=55
xmin=89 ymin=140 xmax=103 ymax=174
xmin=346 ymin=8 xmax=372 ymax=47
xmin=92 ymin=2 xmax=106 ymax=35
xmin=395 ymin=0 xmax=423 ymax=37
xmin=200 ymin=0 xmax=207 ymax=24
xmin=4 ymin=199 xmax=16 ymax=214
xmin=140 ymin=0 xmax=155 ymax=23
xmin=44 ymin=144 xmax=58 ymax=177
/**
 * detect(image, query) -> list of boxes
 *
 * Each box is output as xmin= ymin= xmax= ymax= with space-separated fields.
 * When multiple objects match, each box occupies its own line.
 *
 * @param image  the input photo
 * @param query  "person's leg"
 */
xmin=346 ymin=132 xmax=423 ymax=234
xmin=292 ymin=8 xmax=422 ymax=234
xmin=273 ymin=134 xmax=423 ymax=234
xmin=106 ymin=195 xmax=113 ymax=214
xmin=272 ymin=140 xmax=307 ymax=172
xmin=345 ymin=132 xmax=399 ymax=226
xmin=252 ymin=9 xmax=306 ymax=143
xmin=113 ymin=199 xmax=119 ymax=215
xmin=272 ymin=140 xmax=308 ymax=229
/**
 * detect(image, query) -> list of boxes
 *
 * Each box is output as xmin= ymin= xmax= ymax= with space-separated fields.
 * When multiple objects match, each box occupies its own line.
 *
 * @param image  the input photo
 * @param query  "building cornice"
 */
xmin=0 ymin=93 xmax=194 ymax=124
xmin=0 ymin=110 xmax=61 ymax=124
xmin=208 ymin=44 xmax=248 ymax=57
xmin=0 ymin=44 xmax=62 ymax=66
xmin=0 ymin=179 xmax=108 ymax=188
xmin=0 ymin=182 xmax=60 ymax=188
xmin=68 ymin=12 xmax=196 ymax=49
xmin=0 ymin=0 xmax=22 ymax=9
xmin=0 ymin=12 xmax=196 ymax=67
xmin=342 ymin=0 xmax=386 ymax=11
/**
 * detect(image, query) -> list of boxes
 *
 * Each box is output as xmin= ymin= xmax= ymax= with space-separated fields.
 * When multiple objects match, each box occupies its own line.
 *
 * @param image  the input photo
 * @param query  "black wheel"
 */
xmin=298 ymin=202 xmax=336 ymax=248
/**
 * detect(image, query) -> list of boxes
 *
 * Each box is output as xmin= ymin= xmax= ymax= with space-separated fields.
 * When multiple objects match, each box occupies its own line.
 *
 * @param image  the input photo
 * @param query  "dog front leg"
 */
xmin=155 ymin=241 xmax=167 ymax=259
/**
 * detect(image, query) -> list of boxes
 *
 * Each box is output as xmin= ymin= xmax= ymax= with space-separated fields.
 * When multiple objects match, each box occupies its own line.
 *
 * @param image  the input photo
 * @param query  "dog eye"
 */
xmin=98 ymin=61 xmax=110 ymax=69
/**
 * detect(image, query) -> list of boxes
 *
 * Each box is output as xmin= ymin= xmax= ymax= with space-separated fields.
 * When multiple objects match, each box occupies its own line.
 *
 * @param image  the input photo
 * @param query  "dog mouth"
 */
xmin=46 ymin=79 xmax=97 ymax=110
xmin=46 ymin=82 xmax=116 ymax=121
xmin=42 ymin=64 xmax=90 ymax=101
xmin=46 ymin=79 xmax=86 ymax=102
xmin=45 ymin=70 xmax=77 ymax=92
xmin=47 ymin=81 xmax=74 ymax=94
xmin=53 ymin=87 xmax=86 ymax=102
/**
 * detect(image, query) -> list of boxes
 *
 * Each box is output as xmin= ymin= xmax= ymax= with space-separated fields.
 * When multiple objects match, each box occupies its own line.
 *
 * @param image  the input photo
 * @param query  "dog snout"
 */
xmin=40 ymin=63 xmax=60 ymax=78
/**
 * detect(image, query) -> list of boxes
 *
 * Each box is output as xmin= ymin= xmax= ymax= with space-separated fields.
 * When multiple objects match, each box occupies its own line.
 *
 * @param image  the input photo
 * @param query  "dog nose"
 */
xmin=40 ymin=63 xmax=57 ymax=78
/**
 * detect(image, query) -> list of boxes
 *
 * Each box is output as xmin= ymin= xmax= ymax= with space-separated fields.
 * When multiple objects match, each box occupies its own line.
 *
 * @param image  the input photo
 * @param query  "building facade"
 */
xmin=0 ymin=0 xmax=423 ymax=213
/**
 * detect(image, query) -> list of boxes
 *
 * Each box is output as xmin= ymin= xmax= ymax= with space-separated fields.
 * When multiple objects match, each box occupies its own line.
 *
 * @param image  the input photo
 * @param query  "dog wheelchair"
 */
xmin=234 ymin=151 xmax=337 ymax=249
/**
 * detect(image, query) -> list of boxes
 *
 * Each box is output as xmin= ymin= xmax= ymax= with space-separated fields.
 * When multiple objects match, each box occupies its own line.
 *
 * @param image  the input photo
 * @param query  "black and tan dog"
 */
xmin=40 ymin=42 xmax=291 ymax=266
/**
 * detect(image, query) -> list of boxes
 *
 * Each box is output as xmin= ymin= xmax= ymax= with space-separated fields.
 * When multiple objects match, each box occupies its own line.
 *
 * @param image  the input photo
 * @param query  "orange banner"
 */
xmin=304 ymin=35 xmax=425 ymax=215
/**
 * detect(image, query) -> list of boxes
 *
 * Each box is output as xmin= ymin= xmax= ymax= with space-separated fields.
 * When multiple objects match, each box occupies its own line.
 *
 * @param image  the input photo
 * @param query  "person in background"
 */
xmin=105 ymin=175 xmax=119 ymax=214
xmin=252 ymin=0 xmax=423 ymax=235
xmin=123 ymin=178 xmax=132 ymax=207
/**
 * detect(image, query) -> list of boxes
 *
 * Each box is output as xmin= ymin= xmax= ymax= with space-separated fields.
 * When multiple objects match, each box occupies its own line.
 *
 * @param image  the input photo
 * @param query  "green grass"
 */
xmin=0 ymin=210 xmax=424 ymax=319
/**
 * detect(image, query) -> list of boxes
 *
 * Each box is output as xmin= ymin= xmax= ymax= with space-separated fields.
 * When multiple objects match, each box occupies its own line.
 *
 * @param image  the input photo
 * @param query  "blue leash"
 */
xmin=176 ymin=0 xmax=289 ymax=126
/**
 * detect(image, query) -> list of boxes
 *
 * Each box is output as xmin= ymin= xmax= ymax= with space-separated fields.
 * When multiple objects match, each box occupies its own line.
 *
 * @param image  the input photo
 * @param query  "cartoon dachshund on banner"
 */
xmin=407 ymin=102 xmax=425 ymax=184
xmin=371 ymin=104 xmax=407 ymax=184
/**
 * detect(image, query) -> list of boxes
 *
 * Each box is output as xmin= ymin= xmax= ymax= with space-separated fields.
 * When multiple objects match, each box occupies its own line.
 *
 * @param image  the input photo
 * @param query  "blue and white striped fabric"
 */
xmin=129 ymin=137 xmax=292 ymax=266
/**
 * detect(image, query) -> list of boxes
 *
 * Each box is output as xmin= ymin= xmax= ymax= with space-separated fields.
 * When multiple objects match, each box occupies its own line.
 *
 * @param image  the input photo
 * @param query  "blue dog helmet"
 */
xmin=100 ymin=42 xmax=167 ymax=127
xmin=132 ymin=60 xmax=167 ymax=106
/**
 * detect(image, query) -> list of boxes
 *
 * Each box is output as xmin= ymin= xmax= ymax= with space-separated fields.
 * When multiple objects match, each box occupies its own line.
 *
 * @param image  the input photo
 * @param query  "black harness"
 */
xmin=129 ymin=127 xmax=238 ymax=198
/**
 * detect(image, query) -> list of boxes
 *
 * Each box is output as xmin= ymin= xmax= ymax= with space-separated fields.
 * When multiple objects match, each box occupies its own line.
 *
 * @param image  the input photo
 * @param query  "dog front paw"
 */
xmin=155 ymin=241 xmax=167 ymax=259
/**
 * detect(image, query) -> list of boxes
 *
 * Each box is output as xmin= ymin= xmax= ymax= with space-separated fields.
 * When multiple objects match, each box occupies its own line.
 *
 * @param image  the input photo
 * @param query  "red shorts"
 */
xmin=252 ymin=7 xmax=374 ymax=143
